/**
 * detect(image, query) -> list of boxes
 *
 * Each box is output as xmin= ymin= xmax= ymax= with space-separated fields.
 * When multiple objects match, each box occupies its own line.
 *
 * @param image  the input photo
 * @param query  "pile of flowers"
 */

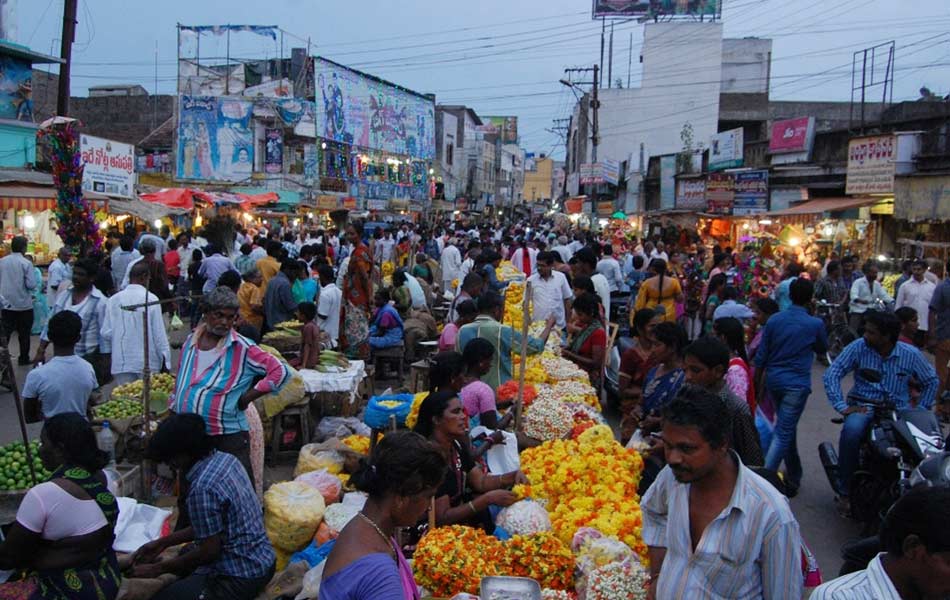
xmin=340 ymin=434 xmax=370 ymax=455
xmin=542 ymin=591 xmax=576 ymax=600
xmin=586 ymin=561 xmax=650 ymax=600
xmin=541 ymin=354 xmax=589 ymax=382
xmin=883 ymin=272 xmax=901 ymax=297
xmin=404 ymin=391 xmax=429 ymax=430
xmin=497 ymin=260 xmax=525 ymax=282
xmin=514 ymin=425 xmax=649 ymax=561
xmin=504 ymin=281 xmax=526 ymax=331
xmin=523 ymin=398 xmax=574 ymax=441
xmin=514 ymin=355 xmax=547 ymax=384
xmin=536 ymin=380 xmax=600 ymax=410
xmin=501 ymin=532 xmax=575 ymax=590
xmin=414 ymin=525 xmax=502 ymax=596
xmin=497 ymin=380 xmax=537 ymax=407
xmin=529 ymin=321 xmax=563 ymax=356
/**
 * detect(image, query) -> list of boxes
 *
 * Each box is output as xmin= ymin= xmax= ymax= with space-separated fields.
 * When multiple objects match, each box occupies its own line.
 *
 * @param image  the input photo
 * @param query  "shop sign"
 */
xmin=675 ymin=178 xmax=706 ymax=210
xmin=894 ymin=176 xmax=950 ymax=222
xmin=390 ymin=199 xmax=409 ymax=211
xmin=264 ymin=129 xmax=283 ymax=174
xmin=565 ymin=197 xmax=585 ymax=214
xmin=316 ymin=195 xmax=339 ymax=211
xmin=367 ymin=199 xmax=388 ymax=211
xmin=532 ymin=204 xmax=547 ymax=216
xmin=80 ymin=135 xmax=135 ymax=198
xmin=709 ymin=127 xmax=744 ymax=171
xmin=846 ymin=134 xmax=897 ymax=195
xmin=768 ymin=117 xmax=814 ymax=154
xmin=732 ymin=170 xmax=769 ymax=215
xmin=579 ymin=163 xmax=604 ymax=185
xmin=660 ymin=155 xmax=676 ymax=210
xmin=409 ymin=202 xmax=424 ymax=212
xmin=603 ymin=160 xmax=621 ymax=185
xmin=343 ymin=196 xmax=358 ymax=210
xmin=706 ymin=172 xmax=735 ymax=215
xmin=596 ymin=200 xmax=615 ymax=216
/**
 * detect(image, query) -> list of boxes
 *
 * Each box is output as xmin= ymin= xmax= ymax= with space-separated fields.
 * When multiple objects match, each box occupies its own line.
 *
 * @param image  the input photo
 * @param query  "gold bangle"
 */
xmin=468 ymin=501 xmax=478 ymax=514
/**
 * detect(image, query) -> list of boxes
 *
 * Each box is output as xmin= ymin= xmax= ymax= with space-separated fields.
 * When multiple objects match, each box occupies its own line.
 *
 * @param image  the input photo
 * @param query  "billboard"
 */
xmin=592 ymin=0 xmax=720 ymax=18
xmin=176 ymin=96 xmax=254 ymax=182
xmin=603 ymin=159 xmax=621 ymax=186
xmin=675 ymin=178 xmax=706 ymax=210
xmin=733 ymin=170 xmax=769 ymax=215
xmin=80 ymin=135 xmax=135 ymax=198
xmin=846 ymin=135 xmax=897 ymax=195
xmin=264 ymin=129 xmax=283 ymax=174
xmin=482 ymin=116 xmax=519 ymax=144
xmin=0 ymin=56 xmax=33 ymax=122
xmin=579 ymin=163 xmax=603 ymax=185
xmin=706 ymin=172 xmax=734 ymax=214
xmin=709 ymin=127 xmax=744 ymax=171
xmin=660 ymin=155 xmax=676 ymax=210
xmin=769 ymin=117 xmax=815 ymax=154
xmin=314 ymin=57 xmax=435 ymax=159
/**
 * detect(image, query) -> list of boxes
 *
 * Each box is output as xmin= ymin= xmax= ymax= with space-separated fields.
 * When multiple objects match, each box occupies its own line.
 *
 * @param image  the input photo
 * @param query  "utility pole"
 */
xmin=56 ymin=0 xmax=79 ymax=116
xmin=599 ymin=18 xmax=606 ymax=90
xmin=608 ymin=22 xmax=614 ymax=89
xmin=592 ymin=65 xmax=599 ymax=162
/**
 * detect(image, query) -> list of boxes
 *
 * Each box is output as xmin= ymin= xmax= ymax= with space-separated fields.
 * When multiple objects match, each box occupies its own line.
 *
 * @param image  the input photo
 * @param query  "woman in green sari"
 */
xmin=562 ymin=292 xmax=608 ymax=389
xmin=0 ymin=413 xmax=120 ymax=600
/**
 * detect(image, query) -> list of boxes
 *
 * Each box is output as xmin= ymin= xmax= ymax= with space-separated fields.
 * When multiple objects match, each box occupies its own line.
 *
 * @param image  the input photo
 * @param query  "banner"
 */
xmin=482 ymin=116 xmax=519 ymax=144
xmin=660 ymin=155 xmax=676 ymax=210
xmin=709 ymin=128 xmax=743 ymax=171
xmin=80 ymin=135 xmax=135 ymax=198
xmin=592 ymin=0 xmax=719 ymax=18
xmin=846 ymin=135 xmax=897 ymax=195
xmin=316 ymin=195 xmax=339 ymax=211
xmin=732 ymin=170 xmax=769 ymax=215
xmin=176 ymin=96 xmax=254 ymax=182
xmin=303 ymin=143 xmax=318 ymax=184
xmin=0 ymin=56 xmax=33 ymax=121
xmin=603 ymin=159 xmax=621 ymax=186
xmin=579 ymin=163 xmax=603 ymax=185
xmin=596 ymin=200 xmax=615 ymax=216
xmin=675 ymin=178 xmax=706 ymax=210
xmin=264 ymin=129 xmax=283 ymax=174
xmin=343 ymin=196 xmax=358 ymax=210
xmin=314 ymin=58 xmax=435 ymax=159
xmin=769 ymin=117 xmax=814 ymax=154
xmin=706 ymin=173 xmax=735 ymax=214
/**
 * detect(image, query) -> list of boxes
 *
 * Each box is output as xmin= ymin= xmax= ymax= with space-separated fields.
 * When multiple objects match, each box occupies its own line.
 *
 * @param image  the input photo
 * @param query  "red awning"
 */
xmin=0 ymin=185 xmax=109 ymax=211
xmin=767 ymin=196 xmax=880 ymax=216
xmin=139 ymin=188 xmax=205 ymax=210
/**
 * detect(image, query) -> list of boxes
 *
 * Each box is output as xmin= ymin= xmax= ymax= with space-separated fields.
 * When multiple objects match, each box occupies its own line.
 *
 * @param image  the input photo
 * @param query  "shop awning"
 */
xmin=766 ymin=196 xmax=879 ymax=216
xmin=0 ymin=184 xmax=110 ymax=211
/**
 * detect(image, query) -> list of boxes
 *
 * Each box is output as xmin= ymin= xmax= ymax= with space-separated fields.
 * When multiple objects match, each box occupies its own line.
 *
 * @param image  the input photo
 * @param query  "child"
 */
xmin=295 ymin=302 xmax=322 ymax=370
xmin=22 ymin=311 xmax=98 ymax=421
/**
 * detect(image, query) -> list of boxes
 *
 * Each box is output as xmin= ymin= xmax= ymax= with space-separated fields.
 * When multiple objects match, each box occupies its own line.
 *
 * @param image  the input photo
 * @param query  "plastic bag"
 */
xmin=470 ymin=426 xmax=520 ymax=474
xmin=363 ymin=393 xmax=414 ymax=429
xmin=294 ymin=445 xmax=344 ymax=477
xmin=169 ymin=313 xmax=184 ymax=331
xmin=340 ymin=491 xmax=367 ymax=511
xmin=313 ymin=416 xmax=371 ymax=442
xmin=495 ymin=499 xmax=552 ymax=536
xmin=258 ymin=560 xmax=308 ymax=600
xmin=294 ymin=469 xmax=342 ymax=505
xmin=289 ymin=539 xmax=336 ymax=570
xmin=323 ymin=502 xmax=359 ymax=533
xmin=575 ymin=535 xmax=635 ymax=576
xmin=264 ymin=482 xmax=327 ymax=553
xmin=294 ymin=561 xmax=327 ymax=600
xmin=112 ymin=497 xmax=173 ymax=554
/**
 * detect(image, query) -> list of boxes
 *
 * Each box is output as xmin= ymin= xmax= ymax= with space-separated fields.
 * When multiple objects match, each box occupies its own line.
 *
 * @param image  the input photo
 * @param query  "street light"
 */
xmin=559 ymin=79 xmax=574 ymax=88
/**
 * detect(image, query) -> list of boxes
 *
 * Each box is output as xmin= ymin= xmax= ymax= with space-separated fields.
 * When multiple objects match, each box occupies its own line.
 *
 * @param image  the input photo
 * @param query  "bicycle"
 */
xmin=816 ymin=300 xmax=856 ymax=363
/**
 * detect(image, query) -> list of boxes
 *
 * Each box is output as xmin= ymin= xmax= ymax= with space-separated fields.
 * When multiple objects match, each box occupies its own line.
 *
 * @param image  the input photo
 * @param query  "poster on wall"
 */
xmin=303 ymin=143 xmax=318 ymax=184
xmin=660 ymin=155 xmax=676 ymax=210
xmin=264 ymin=129 xmax=283 ymax=174
xmin=706 ymin=172 xmax=735 ymax=214
xmin=80 ymin=135 xmax=135 ymax=198
xmin=314 ymin=57 xmax=435 ymax=159
xmin=0 ymin=56 xmax=34 ymax=121
xmin=709 ymin=128 xmax=744 ymax=171
xmin=176 ymin=96 xmax=254 ymax=182
xmin=482 ymin=116 xmax=519 ymax=144
xmin=846 ymin=135 xmax=897 ymax=195
xmin=732 ymin=170 xmax=768 ymax=215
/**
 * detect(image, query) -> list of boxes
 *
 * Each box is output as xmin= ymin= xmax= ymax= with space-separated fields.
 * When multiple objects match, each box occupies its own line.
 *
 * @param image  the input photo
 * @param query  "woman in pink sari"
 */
xmin=320 ymin=432 xmax=446 ymax=600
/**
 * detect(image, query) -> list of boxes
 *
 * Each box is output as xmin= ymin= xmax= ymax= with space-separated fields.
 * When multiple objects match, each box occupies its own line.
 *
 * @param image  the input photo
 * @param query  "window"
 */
xmin=447 ymin=143 xmax=454 ymax=166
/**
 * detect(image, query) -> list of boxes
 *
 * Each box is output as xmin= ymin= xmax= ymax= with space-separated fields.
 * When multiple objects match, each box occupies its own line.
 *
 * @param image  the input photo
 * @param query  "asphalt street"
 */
xmin=0 ymin=332 xmax=927 ymax=578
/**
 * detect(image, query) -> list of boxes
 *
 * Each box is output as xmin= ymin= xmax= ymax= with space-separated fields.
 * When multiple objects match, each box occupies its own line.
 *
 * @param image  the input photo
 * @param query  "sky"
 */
xmin=20 ymin=0 xmax=950 ymax=159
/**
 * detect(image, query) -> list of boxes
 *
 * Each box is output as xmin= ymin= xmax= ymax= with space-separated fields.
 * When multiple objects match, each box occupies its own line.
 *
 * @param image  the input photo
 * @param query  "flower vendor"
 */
xmin=369 ymin=288 xmax=405 ymax=351
xmin=413 ymin=391 xmax=527 ymax=532
xmin=562 ymin=292 xmax=608 ymax=389
xmin=321 ymin=432 xmax=446 ymax=600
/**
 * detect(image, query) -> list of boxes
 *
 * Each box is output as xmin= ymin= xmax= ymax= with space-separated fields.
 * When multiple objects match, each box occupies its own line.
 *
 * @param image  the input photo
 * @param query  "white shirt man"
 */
xmin=528 ymin=261 xmax=573 ymax=329
xmin=850 ymin=266 xmax=894 ymax=315
xmin=317 ymin=278 xmax=342 ymax=349
xmin=101 ymin=268 xmax=171 ymax=384
xmin=509 ymin=246 xmax=538 ymax=276
xmin=440 ymin=241 xmax=462 ymax=292
xmin=596 ymin=253 xmax=624 ymax=293
xmin=47 ymin=252 xmax=72 ymax=305
xmin=895 ymin=261 xmax=936 ymax=331
xmin=552 ymin=236 xmax=573 ymax=264
xmin=376 ymin=234 xmax=395 ymax=264
xmin=591 ymin=273 xmax=612 ymax=317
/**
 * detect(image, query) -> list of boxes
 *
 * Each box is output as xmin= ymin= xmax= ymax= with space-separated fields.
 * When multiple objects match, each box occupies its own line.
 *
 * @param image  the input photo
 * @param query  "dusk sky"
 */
xmin=21 ymin=0 xmax=950 ymax=158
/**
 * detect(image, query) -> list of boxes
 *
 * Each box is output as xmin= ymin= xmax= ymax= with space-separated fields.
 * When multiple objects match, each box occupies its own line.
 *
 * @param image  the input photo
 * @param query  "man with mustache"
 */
xmin=641 ymin=385 xmax=803 ymax=600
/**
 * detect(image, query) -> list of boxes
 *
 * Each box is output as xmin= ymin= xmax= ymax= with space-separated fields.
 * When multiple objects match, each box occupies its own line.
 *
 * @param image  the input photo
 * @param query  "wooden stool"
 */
xmin=269 ymin=404 xmax=312 ymax=465
xmin=409 ymin=360 xmax=430 ymax=393
xmin=373 ymin=343 xmax=405 ymax=382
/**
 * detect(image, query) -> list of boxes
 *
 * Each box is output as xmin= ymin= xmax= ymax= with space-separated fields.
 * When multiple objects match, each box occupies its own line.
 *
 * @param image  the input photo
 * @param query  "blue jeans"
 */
xmin=764 ymin=387 xmax=810 ymax=488
xmin=837 ymin=411 xmax=874 ymax=496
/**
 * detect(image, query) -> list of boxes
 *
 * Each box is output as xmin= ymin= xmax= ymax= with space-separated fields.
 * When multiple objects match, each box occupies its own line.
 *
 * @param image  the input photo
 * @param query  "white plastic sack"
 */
xmin=496 ymin=499 xmax=552 ymax=536
xmin=323 ymin=503 xmax=359 ymax=533
xmin=313 ymin=416 xmax=371 ymax=442
xmin=294 ymin=561 xmax=327 ymax=600
xmin=340 ymin=491 xmax=367 ymax=511
xmin=471 ymin=426 xmax=520 ymax=474
xmin=112 ymin=496 xmax=173 ymax=554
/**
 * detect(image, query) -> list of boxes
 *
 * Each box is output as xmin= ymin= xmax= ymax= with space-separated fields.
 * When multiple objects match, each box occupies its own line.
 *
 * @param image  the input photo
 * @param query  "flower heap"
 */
xmin=536 ymin=380 xmax=600 ymax=410
xmin=541 ymin=591 xmax=576 ymax=600
xmin=541 ymin=354 xmax=589 ymax=382
xmin=513 ymin=355 xmax=548 ymax=384
xmin=504 ymin=281 xmax=526 ymax=332
xmin=340 ymin=434 xmax=370 ymax=455
xmin=514 ymin=425 xmax=649 ymax=561
xmin=529 ymin=321 xmax=563 ymax=356
xmin=36 ymin=120 xmax=102 ymax=252
xmin=501 ymin=532 xmax=575 ymax=590
xmin=882 ymin=272 xmax=901 ymax=297
xmin=404 ymin=391 xmax=429 ymax=430
xmin=497 ymin=380 xmax=537 ymax=408
xmin=522 ymin=398 xmax=574 ymax=441
xmin=586 ymin=561 xmax=650 ymax=600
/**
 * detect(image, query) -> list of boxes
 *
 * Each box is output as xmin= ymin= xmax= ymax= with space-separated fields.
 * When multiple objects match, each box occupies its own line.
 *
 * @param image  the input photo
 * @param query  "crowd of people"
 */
xmin=0 ymin=214 xmax=949 ymax=599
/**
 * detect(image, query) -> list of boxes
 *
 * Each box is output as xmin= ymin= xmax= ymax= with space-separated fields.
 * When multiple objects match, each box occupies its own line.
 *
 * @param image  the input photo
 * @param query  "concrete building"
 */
xmin=436 ymin=105 xmax=483 ymax=206
xmin=497 ymin=143 xmax=525 ymax=209
xmin=524 ymin=154 xmax=556 ymax=203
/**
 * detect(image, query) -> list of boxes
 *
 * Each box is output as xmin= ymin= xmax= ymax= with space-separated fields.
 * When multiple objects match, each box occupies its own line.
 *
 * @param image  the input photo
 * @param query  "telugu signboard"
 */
xmin=768 ymin=117 xmax=815 ymax=154
xmin=733 ymin=170 xmax=769 ymax=215
xmin=846 ymin=135 xmax=897 ymax=195
xmin=675 ymin=178 xmax=706 ymax=211
xmin=314 ymin=57 xmax=435 ymax=159
xmin=709 ymin=127 xmax=744 ymax=171
xmin=592 ymin=0 xmax=719 ymax=18
xmin=579 ymin=163 xmax=603 ymax=185
xmin=706 ymin=172 xmax=735 ymax=215
xmin=80 ymin=135 xmax=135 ymax=198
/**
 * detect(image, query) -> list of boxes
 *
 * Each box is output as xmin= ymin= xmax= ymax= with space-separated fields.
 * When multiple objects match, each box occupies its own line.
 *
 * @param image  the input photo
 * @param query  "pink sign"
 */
xmin=769 ymin=117 xmax=813 ymax=154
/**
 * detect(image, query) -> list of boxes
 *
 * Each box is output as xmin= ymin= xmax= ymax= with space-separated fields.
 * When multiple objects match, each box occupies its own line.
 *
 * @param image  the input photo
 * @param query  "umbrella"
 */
xmin=611 ymin=211 xmax=627 ymax=219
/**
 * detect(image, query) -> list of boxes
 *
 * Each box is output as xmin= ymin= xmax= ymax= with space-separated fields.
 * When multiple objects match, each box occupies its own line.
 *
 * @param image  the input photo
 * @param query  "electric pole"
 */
xmin=592 ymin=65 xmax=599 ymax=162
xmin=56 ymin=0 xmax=79 ymax=116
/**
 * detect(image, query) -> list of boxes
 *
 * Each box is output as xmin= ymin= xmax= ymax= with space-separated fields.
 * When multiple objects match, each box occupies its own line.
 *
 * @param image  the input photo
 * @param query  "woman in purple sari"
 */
xmin=320 ymin=432 xmax=446 ymax=600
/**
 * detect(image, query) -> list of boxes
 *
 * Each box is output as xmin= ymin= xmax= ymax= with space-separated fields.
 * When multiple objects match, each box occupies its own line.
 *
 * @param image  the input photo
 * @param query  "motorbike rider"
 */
xmin=822 ymin=310 xmax=938 ymax=516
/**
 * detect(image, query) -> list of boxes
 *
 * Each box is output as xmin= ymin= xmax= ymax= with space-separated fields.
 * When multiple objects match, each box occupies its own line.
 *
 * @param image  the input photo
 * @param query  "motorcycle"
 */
xmin=815 ymin=300 xmax=855 ymax=363
xmin=818 ymin=367 xmax=945 ymax=531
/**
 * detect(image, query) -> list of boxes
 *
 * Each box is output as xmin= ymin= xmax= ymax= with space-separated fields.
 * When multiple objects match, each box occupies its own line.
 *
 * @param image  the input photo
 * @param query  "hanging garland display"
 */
xmin=37 ymin=120 xmax=103 ymax=253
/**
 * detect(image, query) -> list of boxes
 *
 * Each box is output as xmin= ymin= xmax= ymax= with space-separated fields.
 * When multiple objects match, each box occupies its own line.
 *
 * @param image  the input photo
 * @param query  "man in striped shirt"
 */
xmin=642 ymin=385 xmax=803 ymax=599
xmin=811 ymin=487 xmax=950 ymax=599
xmin=823 ymin=310 xmax=938 ymax=512
xmin=170 ymin=287 xmax=290 ymax=480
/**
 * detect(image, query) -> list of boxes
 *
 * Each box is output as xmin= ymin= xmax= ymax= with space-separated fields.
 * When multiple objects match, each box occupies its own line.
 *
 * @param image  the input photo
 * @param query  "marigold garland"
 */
xmin=404 ymin=391 xmax=428 ymax=430
xmin=497 ymin=380 xmax=537 ymax=407
xmin=500 ymin=532 xmax=575 ymax=590
xmin=340 ymin=434 xmax=370 ymax=455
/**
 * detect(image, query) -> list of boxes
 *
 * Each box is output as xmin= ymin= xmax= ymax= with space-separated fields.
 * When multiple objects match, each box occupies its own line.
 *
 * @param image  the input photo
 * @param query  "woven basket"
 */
xmin=263 ymin=335 xmax=301 ymax=354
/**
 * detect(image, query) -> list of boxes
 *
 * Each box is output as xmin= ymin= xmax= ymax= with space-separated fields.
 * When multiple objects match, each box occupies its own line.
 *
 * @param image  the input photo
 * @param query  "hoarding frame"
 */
xmin=592 ymin=0 xmax=721 ymax=19
xmin=709 ymin=127 xmax=744 ymax=171
xmin=845 ymin=134 xmax=897 ymax=195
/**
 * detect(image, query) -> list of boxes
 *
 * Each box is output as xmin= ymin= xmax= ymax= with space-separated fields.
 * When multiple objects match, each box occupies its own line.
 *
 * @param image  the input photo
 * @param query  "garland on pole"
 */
xmin=36 ymin=119 xmax=102 ymax=253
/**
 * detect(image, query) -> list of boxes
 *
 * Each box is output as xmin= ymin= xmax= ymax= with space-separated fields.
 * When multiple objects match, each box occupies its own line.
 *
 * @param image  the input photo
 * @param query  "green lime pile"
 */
xmin=95 ymin=396 xmax=142 ymax=420
xmin=0 ymin=441 xmax=49 ymax=491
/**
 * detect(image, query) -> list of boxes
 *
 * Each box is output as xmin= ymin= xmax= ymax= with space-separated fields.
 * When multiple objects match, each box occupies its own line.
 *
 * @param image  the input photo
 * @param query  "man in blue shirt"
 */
xmin=134 ymin=413 xmax=275 ymax=600
xmin=823 ymin=310 xmax=938 ymax=512
xmin=712 ymin=286 xmax=755 ymax=321
xmin=754 ymin=278 xmax=827 ymax=496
